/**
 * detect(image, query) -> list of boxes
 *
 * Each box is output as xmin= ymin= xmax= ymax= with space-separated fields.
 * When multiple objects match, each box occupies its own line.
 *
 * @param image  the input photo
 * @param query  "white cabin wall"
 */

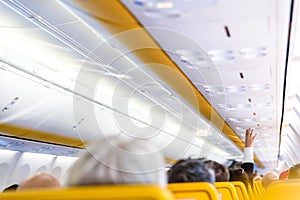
xmin=49 ymin=156 xmax=78 ymax=185
xmin=7 ymin=152 xmax=56 ymax=186
xmin=0 ymin=149 xmax=78 ymax=191
xmin=0 ymin=150 xmax=20 ymax=191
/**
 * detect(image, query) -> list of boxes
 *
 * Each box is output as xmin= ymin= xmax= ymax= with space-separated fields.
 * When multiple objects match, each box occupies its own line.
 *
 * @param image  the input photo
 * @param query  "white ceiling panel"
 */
xmin=122 ymin=0 xmax=291 ymax=168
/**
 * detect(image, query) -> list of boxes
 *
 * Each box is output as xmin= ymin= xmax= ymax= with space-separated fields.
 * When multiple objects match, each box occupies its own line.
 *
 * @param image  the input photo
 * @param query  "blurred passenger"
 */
xmin=205 ymin=160 xmax=230 ymax=182
xmin=261 ymin=172 xmax=278 ymax=189
xmin=279 ymin=169 xmax=289 ymax=179
xmin=288 ymin=164 xmax=300 ymax=179
xmin=168 ymin=158 xmax=215 ymax=184
xmin=253 ymin=175 xmax=262 ymax=181
xmin=2 ymin=184 xmax=19 ymax=193
xmin=241 ymin=128 xmax=257 ymax=188
xmin=66 ymin=136 xmax=166 ymax=187
xmin=229 ymin=168 xmax=250 ymax=189
xmin=18 ymin=173 xmax=61 ymax=191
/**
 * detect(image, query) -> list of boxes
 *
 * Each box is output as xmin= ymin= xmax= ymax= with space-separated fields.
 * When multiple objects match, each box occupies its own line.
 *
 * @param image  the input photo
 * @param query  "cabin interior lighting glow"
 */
xmin=156 ymin=2 xmax=173 ymax=9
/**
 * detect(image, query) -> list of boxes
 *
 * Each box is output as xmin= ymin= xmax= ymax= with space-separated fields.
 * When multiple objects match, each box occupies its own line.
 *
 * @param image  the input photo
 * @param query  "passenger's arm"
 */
xmin=241 ymin=128 xmax=257 ymax=174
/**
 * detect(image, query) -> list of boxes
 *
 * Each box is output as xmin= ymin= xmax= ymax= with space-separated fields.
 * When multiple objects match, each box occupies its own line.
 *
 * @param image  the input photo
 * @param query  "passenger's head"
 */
xmin=262 ymin=172 xmax=278 ymax=189
xmin=205 ymin=160 xmax=230 ymax=182
xmin=279 ymin=169 xmax=289 ymax=180
xmin=2 ymin=184 xmax=19 ymax=193
xmin=229 ymin=168 xmax=249 ymax=188
xmin=168 ymin=158 xmax=215 ymax=184
xmin=253 ymin=176 xmax=262 ymax=181
xmin=67 ymin=136 xmax=166 ymax=187
xmin=288 ymin=164 xmax=300 ymax=179
xmin=18 ymin=173 xmax=60 ymax=191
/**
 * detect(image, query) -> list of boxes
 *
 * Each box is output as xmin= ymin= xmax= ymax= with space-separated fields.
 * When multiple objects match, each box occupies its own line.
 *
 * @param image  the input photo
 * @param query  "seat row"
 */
xmin=6 ymin=180 xmax=299 ymax=200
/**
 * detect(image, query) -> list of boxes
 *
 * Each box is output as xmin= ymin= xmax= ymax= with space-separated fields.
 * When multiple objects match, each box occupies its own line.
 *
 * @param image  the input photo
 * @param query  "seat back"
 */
xmin=0 ymin=185 xmax=175 ymax=200
xmin=255 ymin=181 xmax=264 ymax=194
xmin=253 ymin=181 xmax=262 ymax=198
xmin=231 ymin=181 xmax=250 ymax=200
xmin=262 ymin=179 xmax=300 ymax=200
xmin=168 ymin=182 xmax=220 ymax=200
xmin=215 ymin=182 xmax=239 ymax=200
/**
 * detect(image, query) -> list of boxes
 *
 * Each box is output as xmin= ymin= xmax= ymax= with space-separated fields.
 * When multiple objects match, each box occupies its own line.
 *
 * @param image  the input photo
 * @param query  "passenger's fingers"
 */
xmin=252 ymin=132 xmax=258 ymax=140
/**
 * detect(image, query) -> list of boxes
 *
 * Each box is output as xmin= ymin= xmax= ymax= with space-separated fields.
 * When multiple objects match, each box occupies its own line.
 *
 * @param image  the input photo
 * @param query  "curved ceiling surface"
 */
xmin=0 ymin=0 xmax=298 ymax=170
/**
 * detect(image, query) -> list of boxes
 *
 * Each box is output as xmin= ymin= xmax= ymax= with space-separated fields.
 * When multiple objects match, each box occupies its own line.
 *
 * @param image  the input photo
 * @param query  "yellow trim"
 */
xmin=0 ymin=185 xmax=175 ymax=200
xmin=71 ymin=0 xmax=264 ymax=168
xmin=0 ymin=123 xmax=84 ymax=148
xmin=0 ymin=123 xmax=176 ymax=164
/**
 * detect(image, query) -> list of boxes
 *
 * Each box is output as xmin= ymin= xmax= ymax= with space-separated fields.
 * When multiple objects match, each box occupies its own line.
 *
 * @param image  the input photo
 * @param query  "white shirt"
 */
xmin=243 ymin=147 xmax=254 ymax=163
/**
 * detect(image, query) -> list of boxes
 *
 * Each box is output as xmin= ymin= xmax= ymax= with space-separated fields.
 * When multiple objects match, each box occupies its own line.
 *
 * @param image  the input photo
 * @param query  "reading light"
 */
xmin=2 ymin=97 xmax=19 ymax=112
xmin=156 ymin=1 xmax=173 ymax=9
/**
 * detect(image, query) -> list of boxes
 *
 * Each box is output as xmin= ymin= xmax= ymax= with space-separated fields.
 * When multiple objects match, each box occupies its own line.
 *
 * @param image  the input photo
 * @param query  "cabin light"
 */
xmin=225 ymin=85 xmax=247 ymax=93
xmin=227 ymin=118 xmax=241 ymax=123
xmin=2 ymin=97 xmax=19 ymax=112
xmin=200 ymin=83 xmax=272 ymax=96
xmin=156 ymin=1 xmax=174 ymax=9
xmin=217 ymin=103 xmax=236 ymax=110
xmin=282 ymin=123 xmax=289 ymax=128
xmin=203 ymin=85 xmax=224 ymax=93
xmin=102 ymin=72 xmax=132 ymax=79
xmin=176 ymin=49 xmax=202 ymax=57
xmin=180 ymin=55 xmax=205 ymax=63
xmin=241 ymin=52 xmax=267 ymax=59
xmin=185 ymin=65 xmax=196 ymax=69
xmin=194 ymin=60 xmax=209 ymax=66
xmin=195 ymin=131 xmax=208 ymax=137
xmin=208 ymin=49 xmax=233 ymax=56
xmin=259 ymin=117 xmax=273 ymax=121
xmin=208 ymin=49 xmax=235 ymax=62
xmin=235 ymin=104 xmax=252 ymax=109
xmin=255 ymin=102 xmax=271 ymax=108
xmin=244 ymin=118 xmax=256 ymax=122
xmin=239 ymin=47 xmax=267 ymax=59
xmin=249 ymin=83 xmax=270 ymax=91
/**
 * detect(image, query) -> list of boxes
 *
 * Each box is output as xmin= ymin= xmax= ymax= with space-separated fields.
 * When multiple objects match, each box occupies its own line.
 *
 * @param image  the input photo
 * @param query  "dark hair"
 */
xmin=168 ymin=158 xmax=215 ymax=184
xmin=229 ymin=168 xmax=250 ymax=188
xmin=205 ymin=160 xmax=230 ymax=182
xmin=2 ymin=184 xmax=19 ymax=193
xmin=288 ymin=164 xmax=300 ymax=179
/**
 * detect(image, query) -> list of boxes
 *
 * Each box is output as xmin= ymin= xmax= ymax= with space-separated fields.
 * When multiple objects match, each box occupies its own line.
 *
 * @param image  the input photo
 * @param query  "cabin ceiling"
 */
xmin=0 ymin=0 xmax=298 ymax=170
xmin=119 ymin=0 xmax=291 ymax=169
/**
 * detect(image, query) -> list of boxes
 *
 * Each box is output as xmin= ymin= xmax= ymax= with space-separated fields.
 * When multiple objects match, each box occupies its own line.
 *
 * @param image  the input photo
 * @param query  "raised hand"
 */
xmin=245 ymin=128 xmax=257 ymax=147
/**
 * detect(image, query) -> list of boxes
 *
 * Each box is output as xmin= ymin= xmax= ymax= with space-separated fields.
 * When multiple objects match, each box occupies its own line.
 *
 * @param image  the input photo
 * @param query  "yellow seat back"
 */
xmin=253 ymin=181 xmax=262 ymax=198
xmin=215 ymin=182 xmax=239 ymax=200
xmin=231 ymin=181 xmax=250 ymax=200
xmin=255 ymin=181 xmax=264 ymax=194
xmin=0 ymin=185 xmax=175 ymax=200
xmin=168 ymin=182 xmax=220 ymax=200
xmin=247 ymin=183 xmax=257 ymax=200
xmin=262 ymin=179 xmax=300 ymax=200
